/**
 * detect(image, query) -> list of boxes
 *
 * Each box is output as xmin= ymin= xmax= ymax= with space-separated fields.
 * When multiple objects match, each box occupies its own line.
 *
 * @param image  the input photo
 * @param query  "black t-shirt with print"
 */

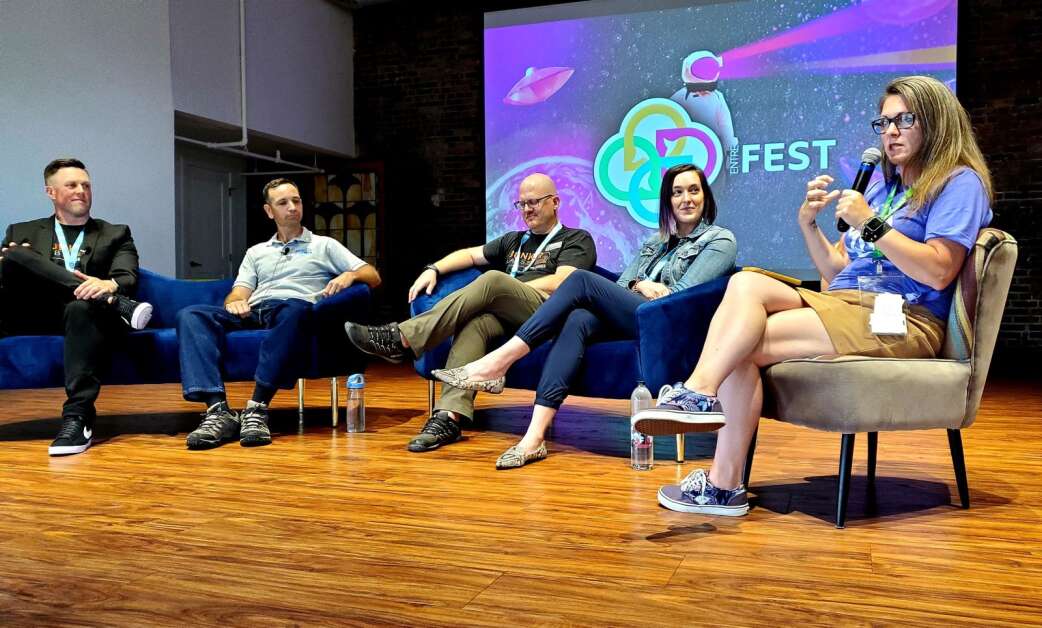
xmin=482 ymin=225 xmax=596 ymax=282
xmin=50 ymin=222 xmax=87 ymax=271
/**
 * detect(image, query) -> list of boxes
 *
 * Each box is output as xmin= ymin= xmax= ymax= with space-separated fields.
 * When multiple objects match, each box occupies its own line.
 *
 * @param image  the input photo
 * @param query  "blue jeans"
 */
xmin=177 ymin=298 xmax=313 ymax=401
xmin=514 ymin=270 xmax=646 ymax=409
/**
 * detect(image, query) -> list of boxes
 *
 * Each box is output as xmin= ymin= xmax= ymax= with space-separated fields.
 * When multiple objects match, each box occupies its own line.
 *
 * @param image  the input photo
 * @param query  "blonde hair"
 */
xmin=879 ymin=76 xmax=993 ymax=212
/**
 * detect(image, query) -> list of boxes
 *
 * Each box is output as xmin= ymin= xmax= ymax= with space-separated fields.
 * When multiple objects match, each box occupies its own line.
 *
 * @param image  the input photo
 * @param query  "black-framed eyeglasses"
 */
xmin=513 ymin=194 xmax=555 ymax=211
xmin=871 ymin=112 xmax=917 ymax=135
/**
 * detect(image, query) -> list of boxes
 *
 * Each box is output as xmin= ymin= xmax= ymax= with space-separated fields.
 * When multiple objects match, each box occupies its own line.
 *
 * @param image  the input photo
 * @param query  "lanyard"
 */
xmin=54 ymin=220 xmax=85 ymax=272
xmin=510 ymin=222 xmax=563 ymax=278
xmin=878 ymin=181 xmax=912 ymax=222
xmin=868 ymin=182 xmax=913 ymax=263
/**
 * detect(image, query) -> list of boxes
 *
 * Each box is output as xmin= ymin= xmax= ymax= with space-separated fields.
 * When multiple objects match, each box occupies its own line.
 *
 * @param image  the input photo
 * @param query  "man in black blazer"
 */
xmin=0 ymin=158 xmax=153 ymax=456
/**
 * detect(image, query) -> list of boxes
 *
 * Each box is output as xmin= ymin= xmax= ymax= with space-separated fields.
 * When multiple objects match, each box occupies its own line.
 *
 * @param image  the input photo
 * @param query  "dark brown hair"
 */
xmin=657 ymin=163 xmax=717 ymax=239
xmin=262 ymin=178 xmax=299 ymax=203
xmin=44 ymin=158 xmax=87 ymax=183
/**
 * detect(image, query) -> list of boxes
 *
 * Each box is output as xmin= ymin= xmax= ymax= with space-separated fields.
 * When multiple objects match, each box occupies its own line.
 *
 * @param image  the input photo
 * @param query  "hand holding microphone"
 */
xmin=837 ymin=147 xmax=882 ymax=232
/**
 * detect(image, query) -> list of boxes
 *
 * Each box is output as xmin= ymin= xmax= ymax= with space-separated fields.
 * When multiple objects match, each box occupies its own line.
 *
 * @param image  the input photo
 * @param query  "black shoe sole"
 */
xmin=240 ymin=437 xmax=272 ymax=447
xmin=186 ymin=438 xmax=229 ymax=450
xmin=407 ymin=438 xmax=458 ymax=452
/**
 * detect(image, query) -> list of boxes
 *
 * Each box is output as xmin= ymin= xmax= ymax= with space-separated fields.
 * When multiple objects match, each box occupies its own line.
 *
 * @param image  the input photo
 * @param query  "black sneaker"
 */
xmin=186 ymin=402 xmax=240 ymax=450
xmin=49 ymin=416 xmax=93 ymax=456
xmin=240 ymin=401 xmax=272 ymax=447
xmin=407 ymin=411 xmax=462 ymax=452
xmin=100 ymin=293 xmax=153 ymax=330
xmin=344 ymin=321 xmax=407 ymax=363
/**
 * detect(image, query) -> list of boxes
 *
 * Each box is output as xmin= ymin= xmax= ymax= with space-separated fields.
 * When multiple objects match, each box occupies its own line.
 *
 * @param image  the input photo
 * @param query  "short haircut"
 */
xmin=262 ymin=178 xmax=299 ymax=203
xmin=657 ymin=163 xmax=718 ymax=239
xmin=44 ymin=158 xmax=87 ymax=183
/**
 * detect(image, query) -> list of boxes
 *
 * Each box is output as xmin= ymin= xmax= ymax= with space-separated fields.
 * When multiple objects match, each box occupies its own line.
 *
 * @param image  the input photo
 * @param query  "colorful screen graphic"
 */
xmin=484 ymin=0 xmax=957 ymax=275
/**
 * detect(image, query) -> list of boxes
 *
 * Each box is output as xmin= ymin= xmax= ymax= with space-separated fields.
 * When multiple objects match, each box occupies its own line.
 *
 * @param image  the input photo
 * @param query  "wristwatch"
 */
xmin=423 ymin=263 xmax=441 ymax=277
xmin=860 ymin=217 xmax=892 ymax=243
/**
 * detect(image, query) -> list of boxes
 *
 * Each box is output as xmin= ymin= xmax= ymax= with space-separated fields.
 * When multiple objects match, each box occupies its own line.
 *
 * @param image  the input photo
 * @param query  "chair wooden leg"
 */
xmin=836 ymin=433 xmax=856 ymax=529
xmin=947 ymin=429 xmax=970 ymax=509
xmin=297 ymin=378 xmax=305 ymax=422
xmin=675 ymin=434 xmax=685 ymax=463
xmin=427 ymin=379 xmax=435 ymax=417
xmin=330 ymin=377 xmax=339 ymax=428
xmin=743 ymin=429 xmax=758 ymax=488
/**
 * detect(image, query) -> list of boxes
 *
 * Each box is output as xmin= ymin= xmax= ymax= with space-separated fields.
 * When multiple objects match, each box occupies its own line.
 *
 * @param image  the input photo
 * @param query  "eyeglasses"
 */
xmin=871 ymin=112 xmax=917 ymax=135
xmin=512 ymin=194 xmax=555 ymax=211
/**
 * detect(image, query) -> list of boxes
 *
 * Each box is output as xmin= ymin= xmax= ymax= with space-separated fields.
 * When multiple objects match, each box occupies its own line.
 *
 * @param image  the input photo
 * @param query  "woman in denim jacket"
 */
xmin=433 ymin=163 xmax=736 ymax=468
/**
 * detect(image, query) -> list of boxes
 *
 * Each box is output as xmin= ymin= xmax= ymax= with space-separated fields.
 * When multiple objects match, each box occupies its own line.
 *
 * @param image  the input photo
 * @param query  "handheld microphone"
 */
xmin=281 ymin=246 xmax=290 ymax=256
xmin=837 ymin=147 xmax=883 ymax=232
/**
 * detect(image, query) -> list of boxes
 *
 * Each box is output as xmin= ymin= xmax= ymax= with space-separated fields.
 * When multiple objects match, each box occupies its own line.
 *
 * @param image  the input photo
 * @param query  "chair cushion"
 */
xmin=762 ymin=355 xmax=971 ymax=433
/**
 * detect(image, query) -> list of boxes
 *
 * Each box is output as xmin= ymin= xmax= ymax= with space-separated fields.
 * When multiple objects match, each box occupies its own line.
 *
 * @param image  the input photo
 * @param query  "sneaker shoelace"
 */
xmin=680 ymin=468 xmax=710 ymax=494
xmin=241 ymin=409 xmax=267 ymax=431
xmin=55 ymin=418 xmax=83 ymax=440
xmin=420 ymin=414 xmax=456 ymax=438
xmin=197 ymin=409 xmax=233 ymax=433
xmin=369 ymin=325 xmax=402 ymax=354
xmin=659 ymin=385 xmax=689 ymax=406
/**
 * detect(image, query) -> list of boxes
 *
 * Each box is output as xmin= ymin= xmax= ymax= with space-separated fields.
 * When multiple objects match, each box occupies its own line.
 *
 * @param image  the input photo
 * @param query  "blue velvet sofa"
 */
xmin=410 ymin=266 xmax=733 ymax=459
xmin=0 ymin=269 xmax=370 ymax=420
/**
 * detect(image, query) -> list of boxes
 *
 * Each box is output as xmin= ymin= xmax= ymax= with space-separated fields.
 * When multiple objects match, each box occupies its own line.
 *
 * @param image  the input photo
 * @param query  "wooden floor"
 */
xmin=1 ymin=363 xmax=1040 ymax=627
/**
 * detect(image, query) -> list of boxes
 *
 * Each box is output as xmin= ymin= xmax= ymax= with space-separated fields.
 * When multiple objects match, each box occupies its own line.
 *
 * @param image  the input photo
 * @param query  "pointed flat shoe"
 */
xmin=432 ymin=366 xmax=505 ymax=394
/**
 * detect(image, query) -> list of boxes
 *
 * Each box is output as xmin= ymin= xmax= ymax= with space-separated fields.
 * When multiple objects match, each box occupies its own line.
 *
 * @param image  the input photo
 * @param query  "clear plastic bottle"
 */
xmin=345 ymin=373 xmax=366 ymax=433
xmin=630 ymin=380 xmax=654 ymax=470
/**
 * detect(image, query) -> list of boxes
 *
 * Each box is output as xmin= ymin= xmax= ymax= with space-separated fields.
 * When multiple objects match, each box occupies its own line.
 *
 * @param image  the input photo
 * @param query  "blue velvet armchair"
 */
xmin=0 ymin=269 xmax=371 ymax=423
xmin=410 ymin=266 xmax=733 ymax=459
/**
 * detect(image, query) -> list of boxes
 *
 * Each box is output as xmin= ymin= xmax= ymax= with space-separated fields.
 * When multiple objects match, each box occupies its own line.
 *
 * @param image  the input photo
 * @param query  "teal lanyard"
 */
xmin=869 ymin=182 xmax=912 ymax=261
xmin=54 ymin=220 xmax=85 ymax=272
xmin=510 ymin=222 xmax=562 ymax=278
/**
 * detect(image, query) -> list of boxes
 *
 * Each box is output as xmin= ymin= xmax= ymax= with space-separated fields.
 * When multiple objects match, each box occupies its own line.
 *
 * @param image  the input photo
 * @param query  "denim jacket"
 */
xmin=615 ymin=222 xmax=737 ymax=294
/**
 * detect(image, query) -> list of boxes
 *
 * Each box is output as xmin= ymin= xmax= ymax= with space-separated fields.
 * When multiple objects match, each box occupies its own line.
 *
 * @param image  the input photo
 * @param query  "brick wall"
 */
xmin=959 ymin=0 xmax=1042 ymax=365
xmin=355 ymin=1 xmax=1042 ymax=365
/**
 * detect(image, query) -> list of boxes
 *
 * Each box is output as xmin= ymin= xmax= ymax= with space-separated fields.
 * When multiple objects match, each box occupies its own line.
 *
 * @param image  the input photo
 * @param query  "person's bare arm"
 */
xmin=224 ymin=286 xmax=254 ymax=317
xmin=408 ymin=245 xmax=488 ymax=302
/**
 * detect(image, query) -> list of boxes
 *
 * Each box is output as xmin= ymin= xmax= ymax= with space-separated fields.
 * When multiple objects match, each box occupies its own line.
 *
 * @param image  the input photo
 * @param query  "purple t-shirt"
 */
xmin=828 ymin=168 xmax=992 ymax=319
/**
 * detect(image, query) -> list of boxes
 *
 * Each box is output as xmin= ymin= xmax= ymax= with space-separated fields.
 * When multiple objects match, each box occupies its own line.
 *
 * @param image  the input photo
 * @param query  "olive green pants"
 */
xmin=398 ymin=270 xmax=546 ymax=420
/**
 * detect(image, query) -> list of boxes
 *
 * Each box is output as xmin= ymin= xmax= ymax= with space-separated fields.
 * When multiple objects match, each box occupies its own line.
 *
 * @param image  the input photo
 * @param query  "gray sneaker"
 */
xmin=239 ymin=401 xmax=272 ymax=447
xmin=632 ymin=384 xmax=725 ymax=435
xmin=344 ymin=322 xmax=408 ymax=363
xmin=186 ymin=402 xmax=240 ymax=450
xmin=407 ymin=411 xmax=462 ymax=452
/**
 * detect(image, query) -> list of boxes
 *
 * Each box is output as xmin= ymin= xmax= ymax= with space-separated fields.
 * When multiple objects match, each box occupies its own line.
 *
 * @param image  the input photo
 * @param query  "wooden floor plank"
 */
xmin=1 ymin=365 xmax=1040 ymax=626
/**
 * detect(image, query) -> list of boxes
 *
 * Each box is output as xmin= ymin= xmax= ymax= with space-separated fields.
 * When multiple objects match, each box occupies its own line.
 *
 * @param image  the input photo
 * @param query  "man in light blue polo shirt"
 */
xmin=177 ymin=178 xmax=381 ymax=449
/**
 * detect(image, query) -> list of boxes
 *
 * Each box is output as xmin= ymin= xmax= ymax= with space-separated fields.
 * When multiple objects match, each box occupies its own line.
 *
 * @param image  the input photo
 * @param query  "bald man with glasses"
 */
xmin=345 ymin=173 xmax=596 ymax=452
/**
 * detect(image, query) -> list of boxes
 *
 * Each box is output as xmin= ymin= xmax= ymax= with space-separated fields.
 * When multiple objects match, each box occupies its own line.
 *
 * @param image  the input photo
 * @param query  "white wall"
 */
xmin=170 ymin=0 xmax=356 ymax=156
xmin=169 ymin=0 xmax=243 ymax=127
xmin=0 ymin=0 xmax=177 ymax=275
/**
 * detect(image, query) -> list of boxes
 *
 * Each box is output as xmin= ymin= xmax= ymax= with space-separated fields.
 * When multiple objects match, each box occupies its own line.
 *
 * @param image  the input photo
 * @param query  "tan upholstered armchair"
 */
xmin=751 ymin=228 xmax=1018 ymax=528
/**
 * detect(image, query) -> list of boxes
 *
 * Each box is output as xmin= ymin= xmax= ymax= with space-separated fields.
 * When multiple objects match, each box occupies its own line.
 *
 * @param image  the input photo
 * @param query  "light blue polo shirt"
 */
xmin=233 ymin=228 xmax=367 ymax=305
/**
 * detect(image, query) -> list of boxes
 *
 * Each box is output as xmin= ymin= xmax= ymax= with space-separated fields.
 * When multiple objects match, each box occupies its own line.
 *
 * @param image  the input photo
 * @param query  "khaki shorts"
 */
xmin=796 ymin=288 xmax=945 ymax=358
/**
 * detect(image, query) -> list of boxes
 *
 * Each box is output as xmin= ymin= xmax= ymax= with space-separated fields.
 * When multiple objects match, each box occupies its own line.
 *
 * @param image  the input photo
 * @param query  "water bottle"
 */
xmin=346 ymin=373 xmax=366 ymax=433
xmin=630 ymin=380 xmax=654 ymax=470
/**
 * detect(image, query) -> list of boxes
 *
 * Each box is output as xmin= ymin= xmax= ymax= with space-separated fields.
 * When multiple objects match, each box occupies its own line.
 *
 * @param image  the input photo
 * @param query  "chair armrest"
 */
xmin=636 ymin=273 xmax=732 ymax=389
xmin=410 ymin=268 xmax=482 ymax=317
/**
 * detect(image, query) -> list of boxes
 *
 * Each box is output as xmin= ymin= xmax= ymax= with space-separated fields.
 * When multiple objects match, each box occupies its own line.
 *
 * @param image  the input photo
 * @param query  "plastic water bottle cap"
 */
xmin=347 ymin=373 xmax=365 ymax=389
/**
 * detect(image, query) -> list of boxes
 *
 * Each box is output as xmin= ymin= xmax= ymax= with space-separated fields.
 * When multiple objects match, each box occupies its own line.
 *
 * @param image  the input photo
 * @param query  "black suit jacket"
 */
xmin=1 ymin=216 xmax=140 ymax=295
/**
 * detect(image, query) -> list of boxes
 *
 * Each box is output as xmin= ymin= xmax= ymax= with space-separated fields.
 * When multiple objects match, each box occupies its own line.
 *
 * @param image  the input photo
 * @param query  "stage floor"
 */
xmin=1 ymin=363 xmax=1040 ymax=626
